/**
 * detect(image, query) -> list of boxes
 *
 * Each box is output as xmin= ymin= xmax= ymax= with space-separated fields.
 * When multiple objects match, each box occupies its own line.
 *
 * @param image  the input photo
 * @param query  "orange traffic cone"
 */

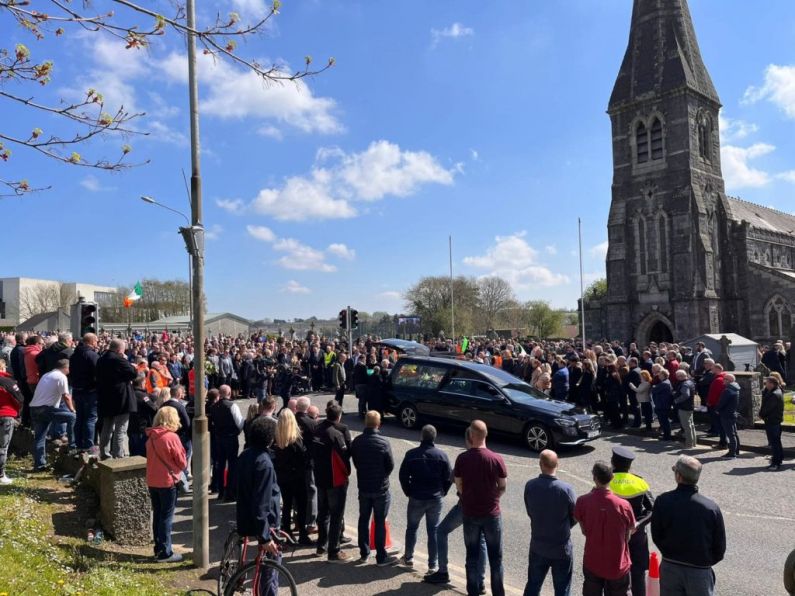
xmin=646 ymin=552 xmax=660 ymax=596
xmin=369 ymin=517 xmax=393 ymax=550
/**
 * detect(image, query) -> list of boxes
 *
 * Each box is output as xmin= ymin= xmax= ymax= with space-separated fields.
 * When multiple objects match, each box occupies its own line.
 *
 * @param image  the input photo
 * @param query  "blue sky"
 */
xmin=3 ymin=0 xmax=795 ymax=319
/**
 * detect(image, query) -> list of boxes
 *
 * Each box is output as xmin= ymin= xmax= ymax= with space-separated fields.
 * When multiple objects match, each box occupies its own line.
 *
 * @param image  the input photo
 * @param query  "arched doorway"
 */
xmin=649 ymin=320 xmax=673 ymax=343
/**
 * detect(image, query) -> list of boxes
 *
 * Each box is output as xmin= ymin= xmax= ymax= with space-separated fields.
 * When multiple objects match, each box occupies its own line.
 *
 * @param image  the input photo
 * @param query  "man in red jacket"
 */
xmin=706 ymin=364 xmax=727 ymax=448
xmin=0 ymin=359 xmax=23 ymax=484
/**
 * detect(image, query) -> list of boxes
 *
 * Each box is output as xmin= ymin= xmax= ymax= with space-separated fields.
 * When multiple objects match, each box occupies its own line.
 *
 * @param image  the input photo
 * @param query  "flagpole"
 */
xmin=578 ymin=218 xmax=587 ymax=349
xmin=449 ymin=235 xmax=455 ymax=340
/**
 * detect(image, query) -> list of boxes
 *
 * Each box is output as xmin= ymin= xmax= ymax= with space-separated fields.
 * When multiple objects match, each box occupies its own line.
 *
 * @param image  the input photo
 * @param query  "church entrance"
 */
xmin=649 ymin=320 xmax=673 ymax=344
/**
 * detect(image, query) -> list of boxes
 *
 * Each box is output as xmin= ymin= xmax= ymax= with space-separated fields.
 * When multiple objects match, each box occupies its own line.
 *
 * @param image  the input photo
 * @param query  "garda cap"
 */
xmin=611 ymin=446 xmax=636 ymax=465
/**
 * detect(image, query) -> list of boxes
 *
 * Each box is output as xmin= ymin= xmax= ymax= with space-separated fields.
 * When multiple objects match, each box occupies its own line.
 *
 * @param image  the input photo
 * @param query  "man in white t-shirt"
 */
xmin=30 ymin=359 xmax=76 ymax=471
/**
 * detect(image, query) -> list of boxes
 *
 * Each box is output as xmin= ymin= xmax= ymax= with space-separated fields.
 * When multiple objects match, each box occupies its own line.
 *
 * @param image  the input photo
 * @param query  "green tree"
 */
xmin=584 ymin=278 xmax=607 ymax=302
xmin=525 ymin=300 xmax=565 ymax=338
xmin=476 ymin=276 xmax=515 ymax=332
xmin=404 ymin=275 xmax=479 ymax=337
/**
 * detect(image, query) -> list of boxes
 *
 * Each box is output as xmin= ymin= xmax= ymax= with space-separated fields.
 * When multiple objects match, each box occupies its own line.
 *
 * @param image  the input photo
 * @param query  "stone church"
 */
xmin=590 ymin=0 xmax=795 ymax=346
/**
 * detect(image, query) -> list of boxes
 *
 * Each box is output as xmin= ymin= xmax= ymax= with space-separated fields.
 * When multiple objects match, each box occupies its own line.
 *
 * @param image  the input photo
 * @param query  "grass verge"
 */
xmin=0 ymin=455 xmax=197 ymax=596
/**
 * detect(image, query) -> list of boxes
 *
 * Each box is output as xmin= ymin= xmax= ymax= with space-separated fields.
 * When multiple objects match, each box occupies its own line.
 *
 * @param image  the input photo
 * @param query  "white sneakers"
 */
xmin=0 ymin=474 xmax=13 ymax=486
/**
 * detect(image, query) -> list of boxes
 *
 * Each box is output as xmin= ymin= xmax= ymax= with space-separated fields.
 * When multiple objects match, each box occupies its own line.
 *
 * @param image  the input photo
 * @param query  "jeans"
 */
xmin=765 ymin=422 xmax=783 ymax=466
xmin=463 ymin=515 xmax=504 ymax=596
xmin=317 ymin=484 xmax=347 ymax=556
xmin=640 ymin=402 xmax=653 ymax=429
xmin=31 ymin=405 xmax=76 ymax=468
xmin=358 ymin=491 xmax=391 ymax=562
xmin=583 ymin=568 xmax=630 ymax=596
xmin=708 ymin=407 xmax=726 ymax=443
xmin=182 ymin=437 xmax=193 ymax=479
xmin=656 ymin=409 xmax=671 ymax=439
xmin=73 ymin=389 xmax=98 ymax=450
xmin=523 ymin=550 xmax=572 ymax=596
xmin=0 ymin=417 xmax=15 ymax=477
xmin=404 ymin=496 xmax=443 ymax=567
xmin=720 ymin=416 xmax=739 ymax=456
xmin=660 ymin=561 xmax=715 ymax=596
xmin=149 ymin=486 xmax=177 ymax=559
xmin=100 ymin=414 xmax=129 ymax=459
xmin=305 ymin=469 xmax=317 ymax=526
xmin=437 ymin=502 xmax=486 ymax=580
xmin=213 ymin=434 xmax=239 ymax=500
xmin=678 ymin=409 xmax=697 ymax=448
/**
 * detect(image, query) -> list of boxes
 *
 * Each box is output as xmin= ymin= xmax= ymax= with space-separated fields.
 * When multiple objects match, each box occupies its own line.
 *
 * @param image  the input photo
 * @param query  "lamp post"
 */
xmin=139 ymin=195 xmax=193 ymax=322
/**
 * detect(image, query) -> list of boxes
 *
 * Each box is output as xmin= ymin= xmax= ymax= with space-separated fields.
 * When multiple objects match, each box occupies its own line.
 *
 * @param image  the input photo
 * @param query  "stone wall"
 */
xmin=733 ymin=371 xmax=762 ymax=428
xmin=97 ymin=457 xmax=152 ymax=546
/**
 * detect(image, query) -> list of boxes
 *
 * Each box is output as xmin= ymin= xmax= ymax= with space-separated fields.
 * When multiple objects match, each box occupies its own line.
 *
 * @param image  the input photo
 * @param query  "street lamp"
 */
xmin=139 ymin=195 xmax=195 ymax=322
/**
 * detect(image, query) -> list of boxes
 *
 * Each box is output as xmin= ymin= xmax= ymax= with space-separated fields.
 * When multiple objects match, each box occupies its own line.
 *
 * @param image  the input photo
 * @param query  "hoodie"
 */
xmin=716 ymin=382 xmax=740 ymax=418
xmin=145 ymin=426 xmax=187 ymax=489
xmin=24 ymin=344 xmax=43 ymax=386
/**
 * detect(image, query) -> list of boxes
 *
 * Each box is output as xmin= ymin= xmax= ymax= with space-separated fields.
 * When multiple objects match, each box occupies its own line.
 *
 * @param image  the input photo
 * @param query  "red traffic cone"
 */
xmin=646 ymin=552 xmax=660 ymax=596
xmin=369 ymin=517 xmax=393 ymax=550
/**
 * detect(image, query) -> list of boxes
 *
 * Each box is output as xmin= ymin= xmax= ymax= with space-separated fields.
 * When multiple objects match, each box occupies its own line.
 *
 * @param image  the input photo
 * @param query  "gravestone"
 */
xmin=733 ymin=371 xmax=762 ymax=428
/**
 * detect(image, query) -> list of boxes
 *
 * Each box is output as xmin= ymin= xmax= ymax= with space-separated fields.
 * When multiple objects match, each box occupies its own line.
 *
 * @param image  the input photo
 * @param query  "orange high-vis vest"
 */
xmin=145 ymin=369 xmax=167 ymax=394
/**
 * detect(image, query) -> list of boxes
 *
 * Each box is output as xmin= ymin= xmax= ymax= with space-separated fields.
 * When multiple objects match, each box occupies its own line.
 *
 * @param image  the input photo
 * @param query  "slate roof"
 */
xmin=726 ymin=197 xmax=795 ymax=236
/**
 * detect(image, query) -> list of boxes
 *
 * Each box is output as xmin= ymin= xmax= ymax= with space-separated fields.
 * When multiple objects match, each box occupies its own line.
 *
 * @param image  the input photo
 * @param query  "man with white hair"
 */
xmin=36 ymin=332 xmax=74 ymax=377
xmin=96 ymin=339 xmax=138 ymax=459
xmin=673 ymin=370 xmax=697 ymax=449
xmin=295 ymin=395 xmax=318 ymax=532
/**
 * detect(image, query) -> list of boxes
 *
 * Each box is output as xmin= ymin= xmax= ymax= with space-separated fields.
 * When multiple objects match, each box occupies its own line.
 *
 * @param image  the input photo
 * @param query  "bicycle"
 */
xmin=218 ymin=522 xmax=298 ymax=596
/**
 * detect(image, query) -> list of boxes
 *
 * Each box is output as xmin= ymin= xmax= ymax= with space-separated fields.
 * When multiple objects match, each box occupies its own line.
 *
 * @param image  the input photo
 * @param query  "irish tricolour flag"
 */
xmin=123 ymin=282 xmax=143 ymax=308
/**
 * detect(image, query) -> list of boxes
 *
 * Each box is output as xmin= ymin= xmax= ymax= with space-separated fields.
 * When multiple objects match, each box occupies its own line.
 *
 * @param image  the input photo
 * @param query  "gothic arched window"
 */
xmin=766 ymin=295 xmax=792 ymax=338
xmin=651 ymin=118 xmax=664 ymax=160
xmin=637 ymin=217 xmax=648 ymax=275
xmin=698 ymin=113 xmax=713 ymax=161
xmin=658 ymin=214 xmax=669 ymax=273
xmin=636 ymin=122 xmax=649 ymax=164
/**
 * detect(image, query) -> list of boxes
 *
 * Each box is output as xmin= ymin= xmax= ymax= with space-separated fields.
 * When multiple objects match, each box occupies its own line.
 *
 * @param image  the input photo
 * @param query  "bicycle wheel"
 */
xmin=223 ymin=559 xmax=298 ymax=596
xmin=218 ymin=531 xmax=243 ymax=596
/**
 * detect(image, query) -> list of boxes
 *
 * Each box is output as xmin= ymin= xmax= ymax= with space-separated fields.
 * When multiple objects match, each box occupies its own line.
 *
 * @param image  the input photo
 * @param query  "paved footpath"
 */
xmin=173 ymin=393 xmax=795 ymax=595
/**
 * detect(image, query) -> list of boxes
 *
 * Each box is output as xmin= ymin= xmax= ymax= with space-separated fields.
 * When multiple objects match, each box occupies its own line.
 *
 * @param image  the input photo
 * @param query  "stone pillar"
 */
xmin=98 ymin=456 xmax=152 ymax=546
xmin=733 ymin=371 xmax=762 ymax=428
xmin=789 ymin=324 xmax=795 ymax=386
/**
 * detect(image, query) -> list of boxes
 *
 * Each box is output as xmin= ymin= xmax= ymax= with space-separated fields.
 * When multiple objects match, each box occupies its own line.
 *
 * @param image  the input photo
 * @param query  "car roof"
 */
xmin=374 ymin=339 xmax=430 ymax=355
xmin=396 ymin=356 xmax=522 ymax=386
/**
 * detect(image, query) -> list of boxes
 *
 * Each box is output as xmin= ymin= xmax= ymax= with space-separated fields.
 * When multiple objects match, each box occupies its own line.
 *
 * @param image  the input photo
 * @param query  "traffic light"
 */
xmin=350 ymin=309 xmax=359 ymax=329
xmin=79 ymin=302 xmax=98 ymax=335
xmin=338 ymin=309 xmax=347 ymax=329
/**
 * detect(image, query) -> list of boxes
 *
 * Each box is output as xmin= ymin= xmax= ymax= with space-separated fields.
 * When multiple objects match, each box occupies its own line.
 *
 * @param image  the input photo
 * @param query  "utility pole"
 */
xmin=347 ymin=306 xmax=353 ymax=357
xmin=186 ymin=0 xmax=209 ymax=571
xmin=449 ymin=235 xmax=455 ymax=340
xmin=578 ymin=218 xmax=587 ymax=350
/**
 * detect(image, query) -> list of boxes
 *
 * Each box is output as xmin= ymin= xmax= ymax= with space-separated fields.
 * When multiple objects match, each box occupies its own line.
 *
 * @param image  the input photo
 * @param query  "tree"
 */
xmin=476 ymin=276 xmax=515 ymax=331
xmin=0 ymin=0 xmax=333 ymax=196
xmin=100 ymin=278 xmax=192 ymax=323
xmin=584 ymin=278 xmax=607 ymax=302
xmin=525 ymin=300 xmax=565 ymax=338
xmin=17 ymin=281 xmax=76 ymax=320
xmin=404 ymin=276 xmax=479 ymax=336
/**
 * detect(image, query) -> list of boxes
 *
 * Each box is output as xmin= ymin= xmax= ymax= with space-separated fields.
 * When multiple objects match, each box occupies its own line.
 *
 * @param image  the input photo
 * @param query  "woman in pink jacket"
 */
xmin=146 ymin=406 xmax=187 ymax=563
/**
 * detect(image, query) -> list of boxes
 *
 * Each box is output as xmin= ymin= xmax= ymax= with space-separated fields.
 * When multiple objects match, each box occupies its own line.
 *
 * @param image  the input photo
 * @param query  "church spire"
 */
xmin=609 ymin=0 xmax=720 ymax=109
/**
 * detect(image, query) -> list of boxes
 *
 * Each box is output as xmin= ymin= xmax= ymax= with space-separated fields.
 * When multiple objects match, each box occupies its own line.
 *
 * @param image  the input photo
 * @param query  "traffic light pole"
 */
xmin=347 ymin=306 xmax=353 ymax=358
xmin=186 ymin=0 xmax=209 ymax=571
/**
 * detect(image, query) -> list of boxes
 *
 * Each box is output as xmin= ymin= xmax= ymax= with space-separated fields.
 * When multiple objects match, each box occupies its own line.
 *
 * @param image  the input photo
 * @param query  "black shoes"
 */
xmin=424 ymin=571 xmax=450 ymax=584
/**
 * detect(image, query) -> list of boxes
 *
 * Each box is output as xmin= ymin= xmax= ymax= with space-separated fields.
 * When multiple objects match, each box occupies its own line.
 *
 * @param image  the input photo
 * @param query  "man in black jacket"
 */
xmin=398 ymin=424 xmax=452 ymax=571
xmin=207 ymin=384 xmax=244 ymax=501
xmin=69 ymin=333 xmax=100 ymax=452
xmin=623 ymin=359 xmax=642 ymax=428
xmin=759 ymin=375 xmax=785 ymax=471
xmin=96 ymin=338 xmax=137 ymax=459
xmin=312 ymin=402 xmax=351 ymax=563
xmin=651 ymin=455 xmax=725 ymax=596
xmin=351 ymin=410 xmax=397 ymax=567
xmin=128 ymin=375 xmax=157 ymax=456
xmin=36 ymin=333 xmax=74 ymax=376
xmin=353 ymin=356 xmax=369 ymax=418
xmin=296 ymin=396 xmax=318 ymax=531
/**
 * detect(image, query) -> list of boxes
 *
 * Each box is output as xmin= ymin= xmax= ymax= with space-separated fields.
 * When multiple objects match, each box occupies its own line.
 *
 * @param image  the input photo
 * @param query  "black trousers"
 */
xmin=213 ymin=434 xmax=239 ymax=500
xmin=280 ymin=475 xmax=309 ymax=537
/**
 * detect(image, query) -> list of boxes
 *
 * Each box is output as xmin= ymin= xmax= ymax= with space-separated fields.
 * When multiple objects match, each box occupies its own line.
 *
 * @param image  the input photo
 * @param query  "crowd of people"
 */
xmin=0 ymin=328 xmax=789 ymax=595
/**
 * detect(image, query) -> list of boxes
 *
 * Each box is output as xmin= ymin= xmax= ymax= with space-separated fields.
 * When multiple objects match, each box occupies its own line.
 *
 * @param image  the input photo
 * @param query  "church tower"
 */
xmin=605 ymin=0 xmax=730 ymax=344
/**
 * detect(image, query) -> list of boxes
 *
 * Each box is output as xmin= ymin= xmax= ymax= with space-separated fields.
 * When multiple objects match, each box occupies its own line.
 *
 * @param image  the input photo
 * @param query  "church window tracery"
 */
xmin=636 ymin=122 xmax=649 ymax=163
xmin=651 ymin=118 xmax=664 ymax=160
xmin=636 ymin=216 xmax=648 ymax=275
xmin=698 ymin=112 xmax=713 ymax=161
xmin=766 ymin=296 xmax=792 ymax=338
xmin=657 ymin=213 xmax=669 ymax=273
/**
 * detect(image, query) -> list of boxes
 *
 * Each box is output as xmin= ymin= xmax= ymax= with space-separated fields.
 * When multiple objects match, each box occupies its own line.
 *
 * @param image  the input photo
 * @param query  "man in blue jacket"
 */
xmin=716 ymin=374 xmax=740 ymax=458
xmin=351 ymin=410 xmax=397 ymax=567
xmin=398 ymin=424 xmax=452 ymax=572
xmin=551 ymin=364 xmax=569 ymax=402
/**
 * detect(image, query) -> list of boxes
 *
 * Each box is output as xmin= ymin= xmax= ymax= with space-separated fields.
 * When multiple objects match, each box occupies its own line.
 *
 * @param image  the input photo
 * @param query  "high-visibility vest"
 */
xmin=146 ymin=369 xmax=166 ymax=394
xmin=610 ymin=472 xmax=650 ymax=499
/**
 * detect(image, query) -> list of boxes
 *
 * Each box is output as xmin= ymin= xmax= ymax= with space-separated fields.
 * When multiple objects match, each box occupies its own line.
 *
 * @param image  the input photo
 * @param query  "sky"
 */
xmin=2 ymin=0 xmax=795 ymax=320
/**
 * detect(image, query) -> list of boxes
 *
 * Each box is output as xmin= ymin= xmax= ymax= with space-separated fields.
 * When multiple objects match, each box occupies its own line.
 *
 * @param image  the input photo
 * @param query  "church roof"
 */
xmin=725 ymin=197 xmax=795 ymax=236
xmin=609 ymin=0 xmax=720 ymax=109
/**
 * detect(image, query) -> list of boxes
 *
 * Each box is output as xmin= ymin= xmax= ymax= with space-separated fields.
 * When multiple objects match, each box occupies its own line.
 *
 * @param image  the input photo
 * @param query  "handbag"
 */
xmin=150 ymin=436 xmax=189 ymax=492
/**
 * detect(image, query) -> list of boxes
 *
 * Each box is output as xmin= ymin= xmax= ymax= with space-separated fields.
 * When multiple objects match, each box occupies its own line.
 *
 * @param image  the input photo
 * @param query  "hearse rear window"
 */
xmin=394 ymin=363 xmax=447 ymax=389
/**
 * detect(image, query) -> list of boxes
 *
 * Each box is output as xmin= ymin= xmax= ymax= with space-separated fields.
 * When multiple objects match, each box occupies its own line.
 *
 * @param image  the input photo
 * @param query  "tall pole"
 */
xmin=188 ymin=254 xmax=193 ymax=320
xmin=578 ymin=218 xmax=587 ymax=350
xmin=186 ymin=0 xmax=209 ymax=571
xmin=347 ymin=306 xmax=353 ymax=359
xmin=449 ymin=235 xmax=455 ymax=340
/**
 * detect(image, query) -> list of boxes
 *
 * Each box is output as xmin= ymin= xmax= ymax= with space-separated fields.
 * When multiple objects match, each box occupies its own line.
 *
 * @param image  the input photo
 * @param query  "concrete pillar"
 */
xmin=98 ymin=456 xmax=152 ymax=546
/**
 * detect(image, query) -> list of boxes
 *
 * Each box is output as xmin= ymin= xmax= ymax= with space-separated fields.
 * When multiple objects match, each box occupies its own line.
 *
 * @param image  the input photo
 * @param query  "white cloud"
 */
xmin=544 ymin=244 xmax=557 ymax=256
xmin=583 ymin=271 xmax=604 ymax=285
xmin=469 ymin=148 xmax=479 ymax=161
xmin=205 ymin=224 xmax=223 ymax=240
xmin=777 ymin=170 xmax=795 ymax=183
xmin=721 ymin=143 xmax=775 ymax=189
xmin=80 ymin=175 xmax=114 ymax=192
xmin=431 ymin=22 xmax=474 ymax=46
xmin=231 ymin=0 xmax=270 ymax=18
xmin=159 ymin=52 xmax=342 ymax=134
xmin=257 ymin=125 xmax=284 ymax=140
xmin=590 ymin=241 xmax=609 ymax=259
xmin=247 ymin=140 xmax=455 ymax=221
xmin=216 ymin=198 xmax=246 ymax=214
xmin=282 ymin=280 xmax=311 ymax=294
xmin=378 ymin=291 xmax=403 ymax=300
xmin=148 ymin=120 xmax=189 ymax=146
xmin=327 ymin=243 xmax=356 ymax=260
xmin=246 ymin=225 xmax=276 ymax=242
xmin=719 ymin=114 xmax=758 ymax=143
xmin=463 ymin=232 xmax=569 ymax=288
xmin=273 ymin=238 xmax=336 ymax=272
xmin=743 ymin=64 xmax=795 ymax=118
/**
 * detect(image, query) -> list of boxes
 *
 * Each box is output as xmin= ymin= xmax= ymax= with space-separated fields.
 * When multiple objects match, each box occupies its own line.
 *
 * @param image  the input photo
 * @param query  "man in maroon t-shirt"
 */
xmin=453 ymin=420 xmax=508 ymax=596
xmin=574 ymin=461 xmax=635 ymax=596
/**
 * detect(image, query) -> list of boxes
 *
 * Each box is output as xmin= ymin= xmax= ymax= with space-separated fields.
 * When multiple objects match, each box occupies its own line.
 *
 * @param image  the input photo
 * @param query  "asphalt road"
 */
xmin=176 ymin=393 xmax=795 ymax=595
